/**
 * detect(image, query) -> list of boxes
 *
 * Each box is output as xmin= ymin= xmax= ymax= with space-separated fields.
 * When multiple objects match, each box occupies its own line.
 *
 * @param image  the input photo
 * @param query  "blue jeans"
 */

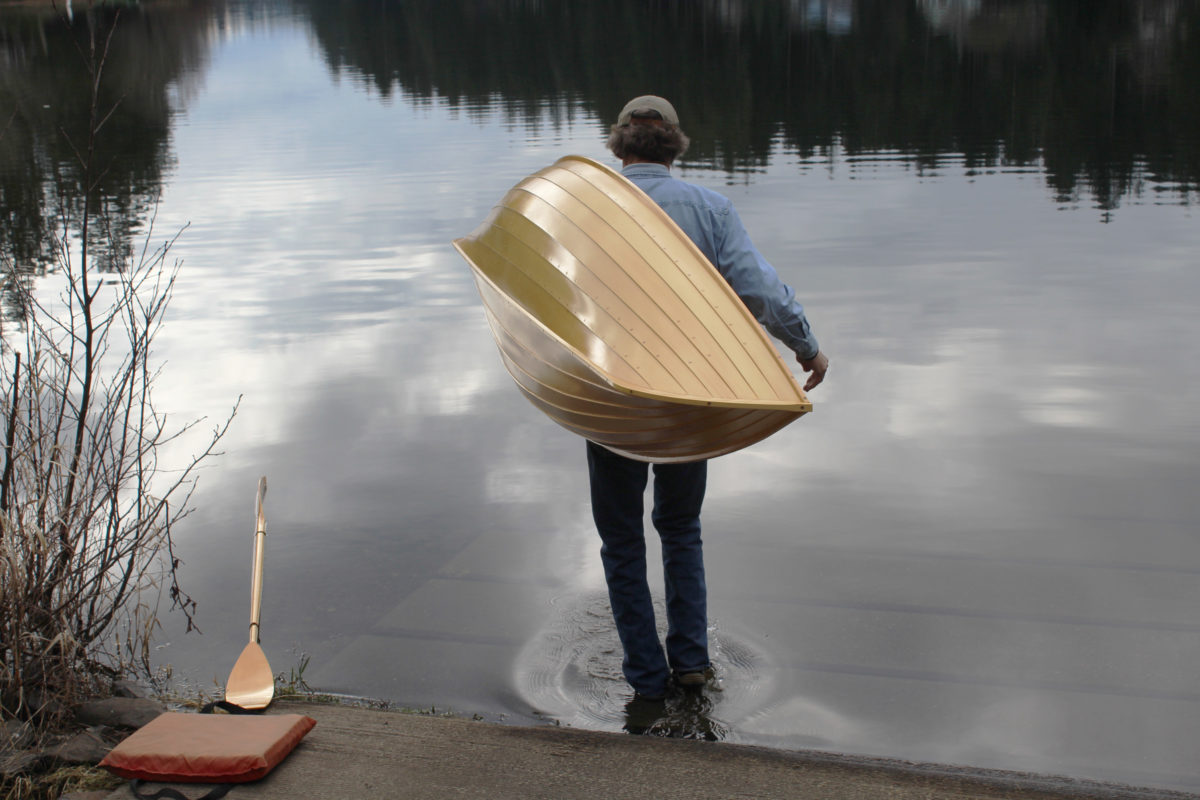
xmin=586 ymin=441 xmax=709 ymax=696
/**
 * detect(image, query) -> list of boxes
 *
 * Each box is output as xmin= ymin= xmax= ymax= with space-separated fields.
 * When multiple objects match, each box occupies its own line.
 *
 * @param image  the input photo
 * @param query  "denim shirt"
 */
xmin=621 ymin=162 xmax=820 ymax=360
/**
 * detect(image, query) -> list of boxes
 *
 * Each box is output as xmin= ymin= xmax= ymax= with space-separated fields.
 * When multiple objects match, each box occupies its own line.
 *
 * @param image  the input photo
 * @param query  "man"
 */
xmin=591 ymin=95 xmax=828 ymax=702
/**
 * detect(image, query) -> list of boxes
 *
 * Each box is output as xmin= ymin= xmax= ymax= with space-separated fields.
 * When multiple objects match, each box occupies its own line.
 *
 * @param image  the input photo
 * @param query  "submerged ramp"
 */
xmin=453 ymin=155 xmax=810 ymax=463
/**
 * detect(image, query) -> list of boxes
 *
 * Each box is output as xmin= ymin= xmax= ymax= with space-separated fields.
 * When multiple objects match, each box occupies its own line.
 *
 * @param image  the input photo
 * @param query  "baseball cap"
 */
xmin=617 ymin=95 xmax=680 ymax=126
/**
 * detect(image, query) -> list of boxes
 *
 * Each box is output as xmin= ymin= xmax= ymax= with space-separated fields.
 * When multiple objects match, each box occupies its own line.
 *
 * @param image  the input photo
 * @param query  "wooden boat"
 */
xmin=453 ymin=155 xmax=811 ymax=463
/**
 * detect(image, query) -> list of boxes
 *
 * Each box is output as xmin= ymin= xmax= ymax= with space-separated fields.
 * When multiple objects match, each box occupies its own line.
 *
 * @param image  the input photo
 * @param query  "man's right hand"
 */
xmin=798 ymin=351 xmax=829 ymax=391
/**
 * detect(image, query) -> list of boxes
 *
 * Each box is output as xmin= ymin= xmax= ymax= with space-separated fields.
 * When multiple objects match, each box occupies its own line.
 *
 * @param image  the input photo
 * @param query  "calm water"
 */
xmin=3 ymin=0 xmax=1200 ymax=792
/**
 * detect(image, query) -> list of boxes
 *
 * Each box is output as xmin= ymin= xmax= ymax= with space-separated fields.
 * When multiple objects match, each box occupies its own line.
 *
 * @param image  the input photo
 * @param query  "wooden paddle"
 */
xmin=225 ymin=476 xmax=274 ymax=709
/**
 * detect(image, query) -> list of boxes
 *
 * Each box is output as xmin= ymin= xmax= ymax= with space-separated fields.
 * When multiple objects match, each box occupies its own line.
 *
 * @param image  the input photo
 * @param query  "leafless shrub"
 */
xmin=0 ymin=7 xmax=236 ymax=737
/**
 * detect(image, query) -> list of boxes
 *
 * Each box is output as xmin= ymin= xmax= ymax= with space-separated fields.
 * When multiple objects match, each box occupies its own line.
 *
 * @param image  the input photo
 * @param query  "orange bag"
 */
xmin=100 ymin=711 xmax=316 ymax=785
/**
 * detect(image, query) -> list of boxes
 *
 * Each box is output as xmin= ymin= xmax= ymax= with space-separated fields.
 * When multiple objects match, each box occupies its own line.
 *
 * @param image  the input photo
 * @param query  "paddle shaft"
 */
xmin=248 ymin=476 xmax=267 ymax=644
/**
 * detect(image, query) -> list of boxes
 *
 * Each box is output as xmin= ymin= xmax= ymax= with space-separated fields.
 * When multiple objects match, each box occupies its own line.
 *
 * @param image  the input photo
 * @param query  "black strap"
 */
xmin=126 ymin=701 xmax=258 ymax=799
xmin=130 ymin=779 xmax=234 ymax=800
xmin=199 ymin=700 xmax=256 ymax=715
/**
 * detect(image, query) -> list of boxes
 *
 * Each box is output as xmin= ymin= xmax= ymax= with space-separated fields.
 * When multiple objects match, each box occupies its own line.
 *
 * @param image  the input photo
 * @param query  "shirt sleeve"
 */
xmin=713 ymin=203 xmax=820 ymax=360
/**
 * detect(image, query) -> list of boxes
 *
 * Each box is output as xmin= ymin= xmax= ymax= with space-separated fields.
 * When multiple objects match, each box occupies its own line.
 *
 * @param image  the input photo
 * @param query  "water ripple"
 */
xmin=514 ymin=590 xmax=777 ymax=739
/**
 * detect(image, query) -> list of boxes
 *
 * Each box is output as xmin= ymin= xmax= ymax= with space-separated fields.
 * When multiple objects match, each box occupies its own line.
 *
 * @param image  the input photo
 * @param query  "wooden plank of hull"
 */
xmin=454 ymin=155 xmax=811 ymax=463
xmin=467 ymin=253 xmax=805 ymax=463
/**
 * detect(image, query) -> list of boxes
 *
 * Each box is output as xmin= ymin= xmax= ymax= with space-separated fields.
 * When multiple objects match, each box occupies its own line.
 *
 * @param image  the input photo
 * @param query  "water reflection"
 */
xmin=0 ymin=3 xmax=212 ymax=286
xmin=295 ymin=0 xmax=1198 ymax=213
xmin=2 ymin=0 xmax=1200 ymax=794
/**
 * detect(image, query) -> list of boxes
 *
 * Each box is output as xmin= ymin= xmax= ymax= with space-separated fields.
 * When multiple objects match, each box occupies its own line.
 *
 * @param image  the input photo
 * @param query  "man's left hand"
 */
xmin=798 ymin=351 xmax=829 ymax=391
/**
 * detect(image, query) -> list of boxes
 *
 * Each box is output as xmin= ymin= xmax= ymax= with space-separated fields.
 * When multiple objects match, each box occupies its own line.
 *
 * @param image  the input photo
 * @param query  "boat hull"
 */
xmin=454 ymin=156 xmax=810 ymax=463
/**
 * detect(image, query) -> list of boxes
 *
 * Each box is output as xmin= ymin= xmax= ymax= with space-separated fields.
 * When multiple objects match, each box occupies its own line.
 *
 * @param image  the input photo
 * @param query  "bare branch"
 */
xmin=1 ymin=9 xmax=236 ymax=736
xmin=1 ymin=353 xmax=21 ymax=516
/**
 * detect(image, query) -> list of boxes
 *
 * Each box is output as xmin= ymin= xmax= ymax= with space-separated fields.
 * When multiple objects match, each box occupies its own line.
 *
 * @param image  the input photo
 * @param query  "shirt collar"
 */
xmin=621 ymin=162 xmax=671 ymax=178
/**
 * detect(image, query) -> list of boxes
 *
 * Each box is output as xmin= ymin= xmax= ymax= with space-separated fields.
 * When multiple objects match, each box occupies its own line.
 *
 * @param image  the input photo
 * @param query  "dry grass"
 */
xmin=1 ymin=764 xmax=123 ymax=800
xmin=0 ymin=2 xmax=236 ymax=760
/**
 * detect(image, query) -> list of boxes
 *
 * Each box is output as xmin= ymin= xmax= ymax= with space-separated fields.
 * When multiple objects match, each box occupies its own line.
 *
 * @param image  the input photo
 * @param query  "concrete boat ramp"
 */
xmin=99 ymin=700 xmax=1195 ymax=800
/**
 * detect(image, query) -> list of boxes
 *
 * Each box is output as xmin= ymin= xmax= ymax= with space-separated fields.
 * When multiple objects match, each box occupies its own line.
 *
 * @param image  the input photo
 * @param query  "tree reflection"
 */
xmin=0 ymin=2 xmax=213 ymax=319
xmin=295 ymin=0 xmax=1198 ymax=214
xmin=1 ymin=0 xmax=1196 ymax=255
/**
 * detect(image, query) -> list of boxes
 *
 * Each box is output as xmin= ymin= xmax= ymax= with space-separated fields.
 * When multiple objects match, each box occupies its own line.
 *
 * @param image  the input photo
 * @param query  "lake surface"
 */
xmin=3 ymin=0 xmax=1199 ymax=792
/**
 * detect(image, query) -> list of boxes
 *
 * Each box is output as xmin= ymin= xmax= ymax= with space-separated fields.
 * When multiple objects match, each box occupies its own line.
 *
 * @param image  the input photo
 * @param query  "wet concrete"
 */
xmin=101 ymin=701 xmax=1198 ymax=800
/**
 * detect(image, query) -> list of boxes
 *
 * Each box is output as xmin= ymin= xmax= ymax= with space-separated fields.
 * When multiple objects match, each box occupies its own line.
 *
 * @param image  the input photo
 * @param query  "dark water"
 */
xmin=3 ymin=0 xmax=1199 ymax=792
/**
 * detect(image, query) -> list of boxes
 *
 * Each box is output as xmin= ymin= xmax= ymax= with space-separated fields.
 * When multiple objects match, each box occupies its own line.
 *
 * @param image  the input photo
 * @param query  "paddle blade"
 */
xmin=225 ymin=642 xmax=274 ymax=710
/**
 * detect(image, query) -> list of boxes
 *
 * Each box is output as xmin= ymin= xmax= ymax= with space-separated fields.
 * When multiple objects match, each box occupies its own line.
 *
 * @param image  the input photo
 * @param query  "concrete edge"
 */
xmin=276 ymin=700 xmax=1199 ymax=800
